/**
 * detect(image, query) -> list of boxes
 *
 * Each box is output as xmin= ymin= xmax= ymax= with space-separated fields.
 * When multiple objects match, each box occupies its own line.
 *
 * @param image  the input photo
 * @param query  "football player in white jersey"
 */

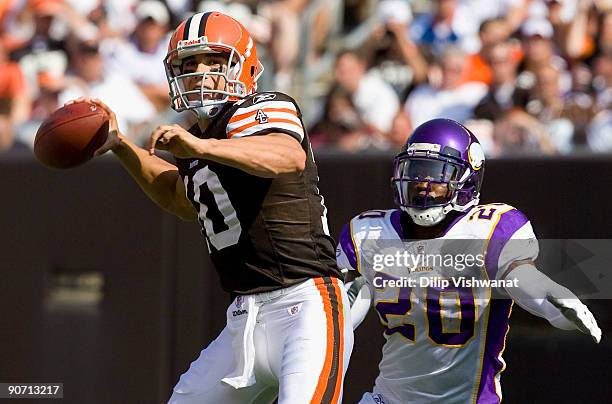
xmin=338 ymin=118 xmax=602 ymax=404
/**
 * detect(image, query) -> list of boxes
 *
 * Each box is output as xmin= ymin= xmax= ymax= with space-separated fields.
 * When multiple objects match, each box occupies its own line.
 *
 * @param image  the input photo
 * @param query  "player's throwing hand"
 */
xmin=64 ymin=97 xmax=122 ymax=156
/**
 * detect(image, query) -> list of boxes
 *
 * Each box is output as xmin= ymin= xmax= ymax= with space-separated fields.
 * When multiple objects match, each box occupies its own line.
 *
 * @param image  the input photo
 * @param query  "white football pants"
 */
xmin=168 ymin=276 xmax=354 ymax=404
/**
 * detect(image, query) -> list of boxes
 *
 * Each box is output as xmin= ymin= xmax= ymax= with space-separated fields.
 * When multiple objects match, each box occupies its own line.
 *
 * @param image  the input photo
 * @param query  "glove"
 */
xmin=347 ymin=275 xmax=369 ymax=306
xmin=345 ymin=276 xmax=372 ymax=330
xmin=547 ymin=295 xmax=602 ymax=343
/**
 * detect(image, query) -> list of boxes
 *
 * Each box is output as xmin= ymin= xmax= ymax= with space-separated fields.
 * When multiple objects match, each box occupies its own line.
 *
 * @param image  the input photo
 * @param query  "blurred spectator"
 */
xmin=64 ymin=0 xmax=100 ymax=18
xmin=334 ymin=49 xmax=399 ymax=136
xmin=386 ymin=110 xmax=413 ymax=149
xmin=587 ymin=51 xmax=612 ymax=151
xmin=0 ymin=38 xmax=30 ymax=151
xmin=474 ymin=41 xmax=531 ymax=120
xmin=520 ymin=17 xmax=570 ymax=75
xmin=462 ymin=18 xmax=512 ymax=85
xmin=0 ymin=39 xmax=30 ymax=124
xmin=306 ymin=0 xmax=339 ymax=62
xmin=309 ymin=84 xmax=372 ymax=151
xmin=410 ymin=0 xmax=480 ymax=54
xmin=103 ymin=0 xmax=139 ymax=37
xmin=0 ymin=0 xmax=608 ymax=156
xmin=564 ymin=0 xmax=600 ymax=60
xmin=13 ymin=70 xmax=64 ymax=149
xmin=58 ymin=36 xmax=156 ymax=136
xmin=565 ymin=63 xmax=598 ymax=144
xmin=493 ymin=109 xmax=556 ymax=155
xmin=257 ymin=0 xmax=311 ymax=93
xmin=0 ymin=114 xmax=13 ymax=152
xmin=405 ymin=46 xmax=487 ymax=127
xmin=597 ymin=9 xmax=612 ymax=56
xmin=460 ymin=0 xmax=530 ymax=33
xmin=105 ymin=1 xmax=170 ymax=111
xmin=342 ymin=0 xmax=377 ymax=33
xmin=0 ymin=1 xmax=16 ymax=39
xmin=166 ymin=0 xmax=193 ymax=22
xmin=518 ymin=15 xmax=574 ymax=97
xmin=196 ymin=1 xmax=272 ymax=47
xmin=10 ymin=0 xmax=69 ymax=98
xmin=593 ymin=50 xmax=612 ymax=109
xmin=76 ymin=0 xmax=128 ymax=41
xmin=525 ymin=63 xmax=593 ymax=153
xmin=544 ymin=0 xmax=581 ymax=56
xmin=587 ymin=108 xmax=612 ymax=152
xmin=363 ymin=0 xmax=428 ymax=99
xmin=464 ymin=118 xmax=496 ymax=155
xmin=196 ymin=0 xmax=314 ymax=93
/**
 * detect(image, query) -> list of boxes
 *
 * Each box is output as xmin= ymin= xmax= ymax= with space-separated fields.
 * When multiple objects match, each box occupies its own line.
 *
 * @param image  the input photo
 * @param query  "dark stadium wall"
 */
xmin=0 ymin=152 xmax=610 ymax=404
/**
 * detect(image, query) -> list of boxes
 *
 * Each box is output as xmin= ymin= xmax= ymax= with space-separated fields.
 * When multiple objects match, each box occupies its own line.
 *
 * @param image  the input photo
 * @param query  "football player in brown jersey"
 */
xmin=66 ymin=11 xmax=353 ymax=404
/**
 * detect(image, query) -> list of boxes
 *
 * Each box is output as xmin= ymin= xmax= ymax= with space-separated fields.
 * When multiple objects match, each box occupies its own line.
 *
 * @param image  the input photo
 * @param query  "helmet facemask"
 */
xmin=391 ymin=150 xmax=482 ymax=226
xmin=164 ymin=38 xmax=263 ymax=118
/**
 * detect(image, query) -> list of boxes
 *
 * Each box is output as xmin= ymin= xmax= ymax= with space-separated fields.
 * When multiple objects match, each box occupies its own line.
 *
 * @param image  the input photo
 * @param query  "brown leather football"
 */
xmin=34 ymin=101 xmax=109 ymax=169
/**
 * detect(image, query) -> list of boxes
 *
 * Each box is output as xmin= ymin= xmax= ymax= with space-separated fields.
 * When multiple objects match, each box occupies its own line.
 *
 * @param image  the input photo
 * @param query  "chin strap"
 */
xmin=406 ymin=205 xmax=452 ymax=227
xmin=192 ymin=104 xmax=222 ymax=120
xmin=405 ymin=196 xmax=480 ymax=227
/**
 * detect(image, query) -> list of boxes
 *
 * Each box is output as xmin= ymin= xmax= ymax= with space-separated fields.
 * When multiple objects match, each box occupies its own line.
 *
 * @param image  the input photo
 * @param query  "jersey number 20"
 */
xmin=375 ymin=283 xmax=476 ymax=347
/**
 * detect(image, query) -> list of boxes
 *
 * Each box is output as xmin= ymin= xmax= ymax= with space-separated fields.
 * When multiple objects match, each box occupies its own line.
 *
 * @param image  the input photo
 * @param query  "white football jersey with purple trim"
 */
xmin=337 ymin=203 xmax=538 ymax=404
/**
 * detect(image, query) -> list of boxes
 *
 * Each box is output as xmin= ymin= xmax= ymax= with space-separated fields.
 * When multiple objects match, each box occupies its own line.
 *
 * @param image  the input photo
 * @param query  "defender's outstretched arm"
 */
xmin=503 ymin=263 xmax=602 ymax=343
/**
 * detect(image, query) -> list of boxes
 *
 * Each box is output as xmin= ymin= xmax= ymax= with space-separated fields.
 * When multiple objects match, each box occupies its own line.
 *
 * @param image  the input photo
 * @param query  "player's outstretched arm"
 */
xmin=149 ymin=125 xmax=306 ymax=178
xmin=502 ymin=262 xmax=602 ymax=343
xmin=66 ymin=98 xmax=197 ymax=222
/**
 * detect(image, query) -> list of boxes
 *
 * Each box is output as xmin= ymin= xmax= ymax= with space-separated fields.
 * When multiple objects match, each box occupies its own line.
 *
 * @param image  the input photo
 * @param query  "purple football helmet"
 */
xmin=391 ymin=119 xmax=485 ymax=226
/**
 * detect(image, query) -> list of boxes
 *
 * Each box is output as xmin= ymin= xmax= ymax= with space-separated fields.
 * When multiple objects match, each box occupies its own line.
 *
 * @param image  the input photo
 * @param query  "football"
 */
xmin=34 ymin=101 xmax=109 ymax=169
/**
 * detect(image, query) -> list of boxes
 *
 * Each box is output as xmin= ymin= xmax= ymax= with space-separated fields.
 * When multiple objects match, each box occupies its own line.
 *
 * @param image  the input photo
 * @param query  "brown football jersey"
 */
xmin=175 ymin=92 xmax=341 ymax=294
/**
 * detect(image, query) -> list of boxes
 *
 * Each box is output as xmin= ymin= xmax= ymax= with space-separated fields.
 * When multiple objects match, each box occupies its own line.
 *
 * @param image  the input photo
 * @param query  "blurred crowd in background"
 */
xmin=0 ymin=0 xmax=610 ymax=156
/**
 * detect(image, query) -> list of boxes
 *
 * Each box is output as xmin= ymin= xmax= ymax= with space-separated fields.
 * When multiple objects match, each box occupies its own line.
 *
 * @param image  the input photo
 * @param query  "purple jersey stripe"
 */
xmin=476 ymin=299 xmax=513 ymax=404
xmin=390 ymin=210 xmax=404 ymax=239
xmin=484 ymin=209 xmax=529 ymax=280
xmin=339 ymin=223 xmax=358 ymax=270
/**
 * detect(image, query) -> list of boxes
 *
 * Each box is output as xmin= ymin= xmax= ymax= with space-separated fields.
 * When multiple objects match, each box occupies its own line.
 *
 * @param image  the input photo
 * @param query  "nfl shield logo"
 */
xmin=236 ymin=296 xmax=243 ymax=309
xmin=288 ymin=304 xmax=301 ymax=316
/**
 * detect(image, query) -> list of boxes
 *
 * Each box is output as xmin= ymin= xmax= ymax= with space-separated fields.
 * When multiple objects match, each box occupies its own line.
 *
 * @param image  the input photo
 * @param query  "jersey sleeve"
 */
xmin=225 ymin=92 xmax=305 ymax=142
xmin=336 ymin=222 xmax=359 ymax=272
xmin=484 ymin=208 xmax=539 ymax=281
